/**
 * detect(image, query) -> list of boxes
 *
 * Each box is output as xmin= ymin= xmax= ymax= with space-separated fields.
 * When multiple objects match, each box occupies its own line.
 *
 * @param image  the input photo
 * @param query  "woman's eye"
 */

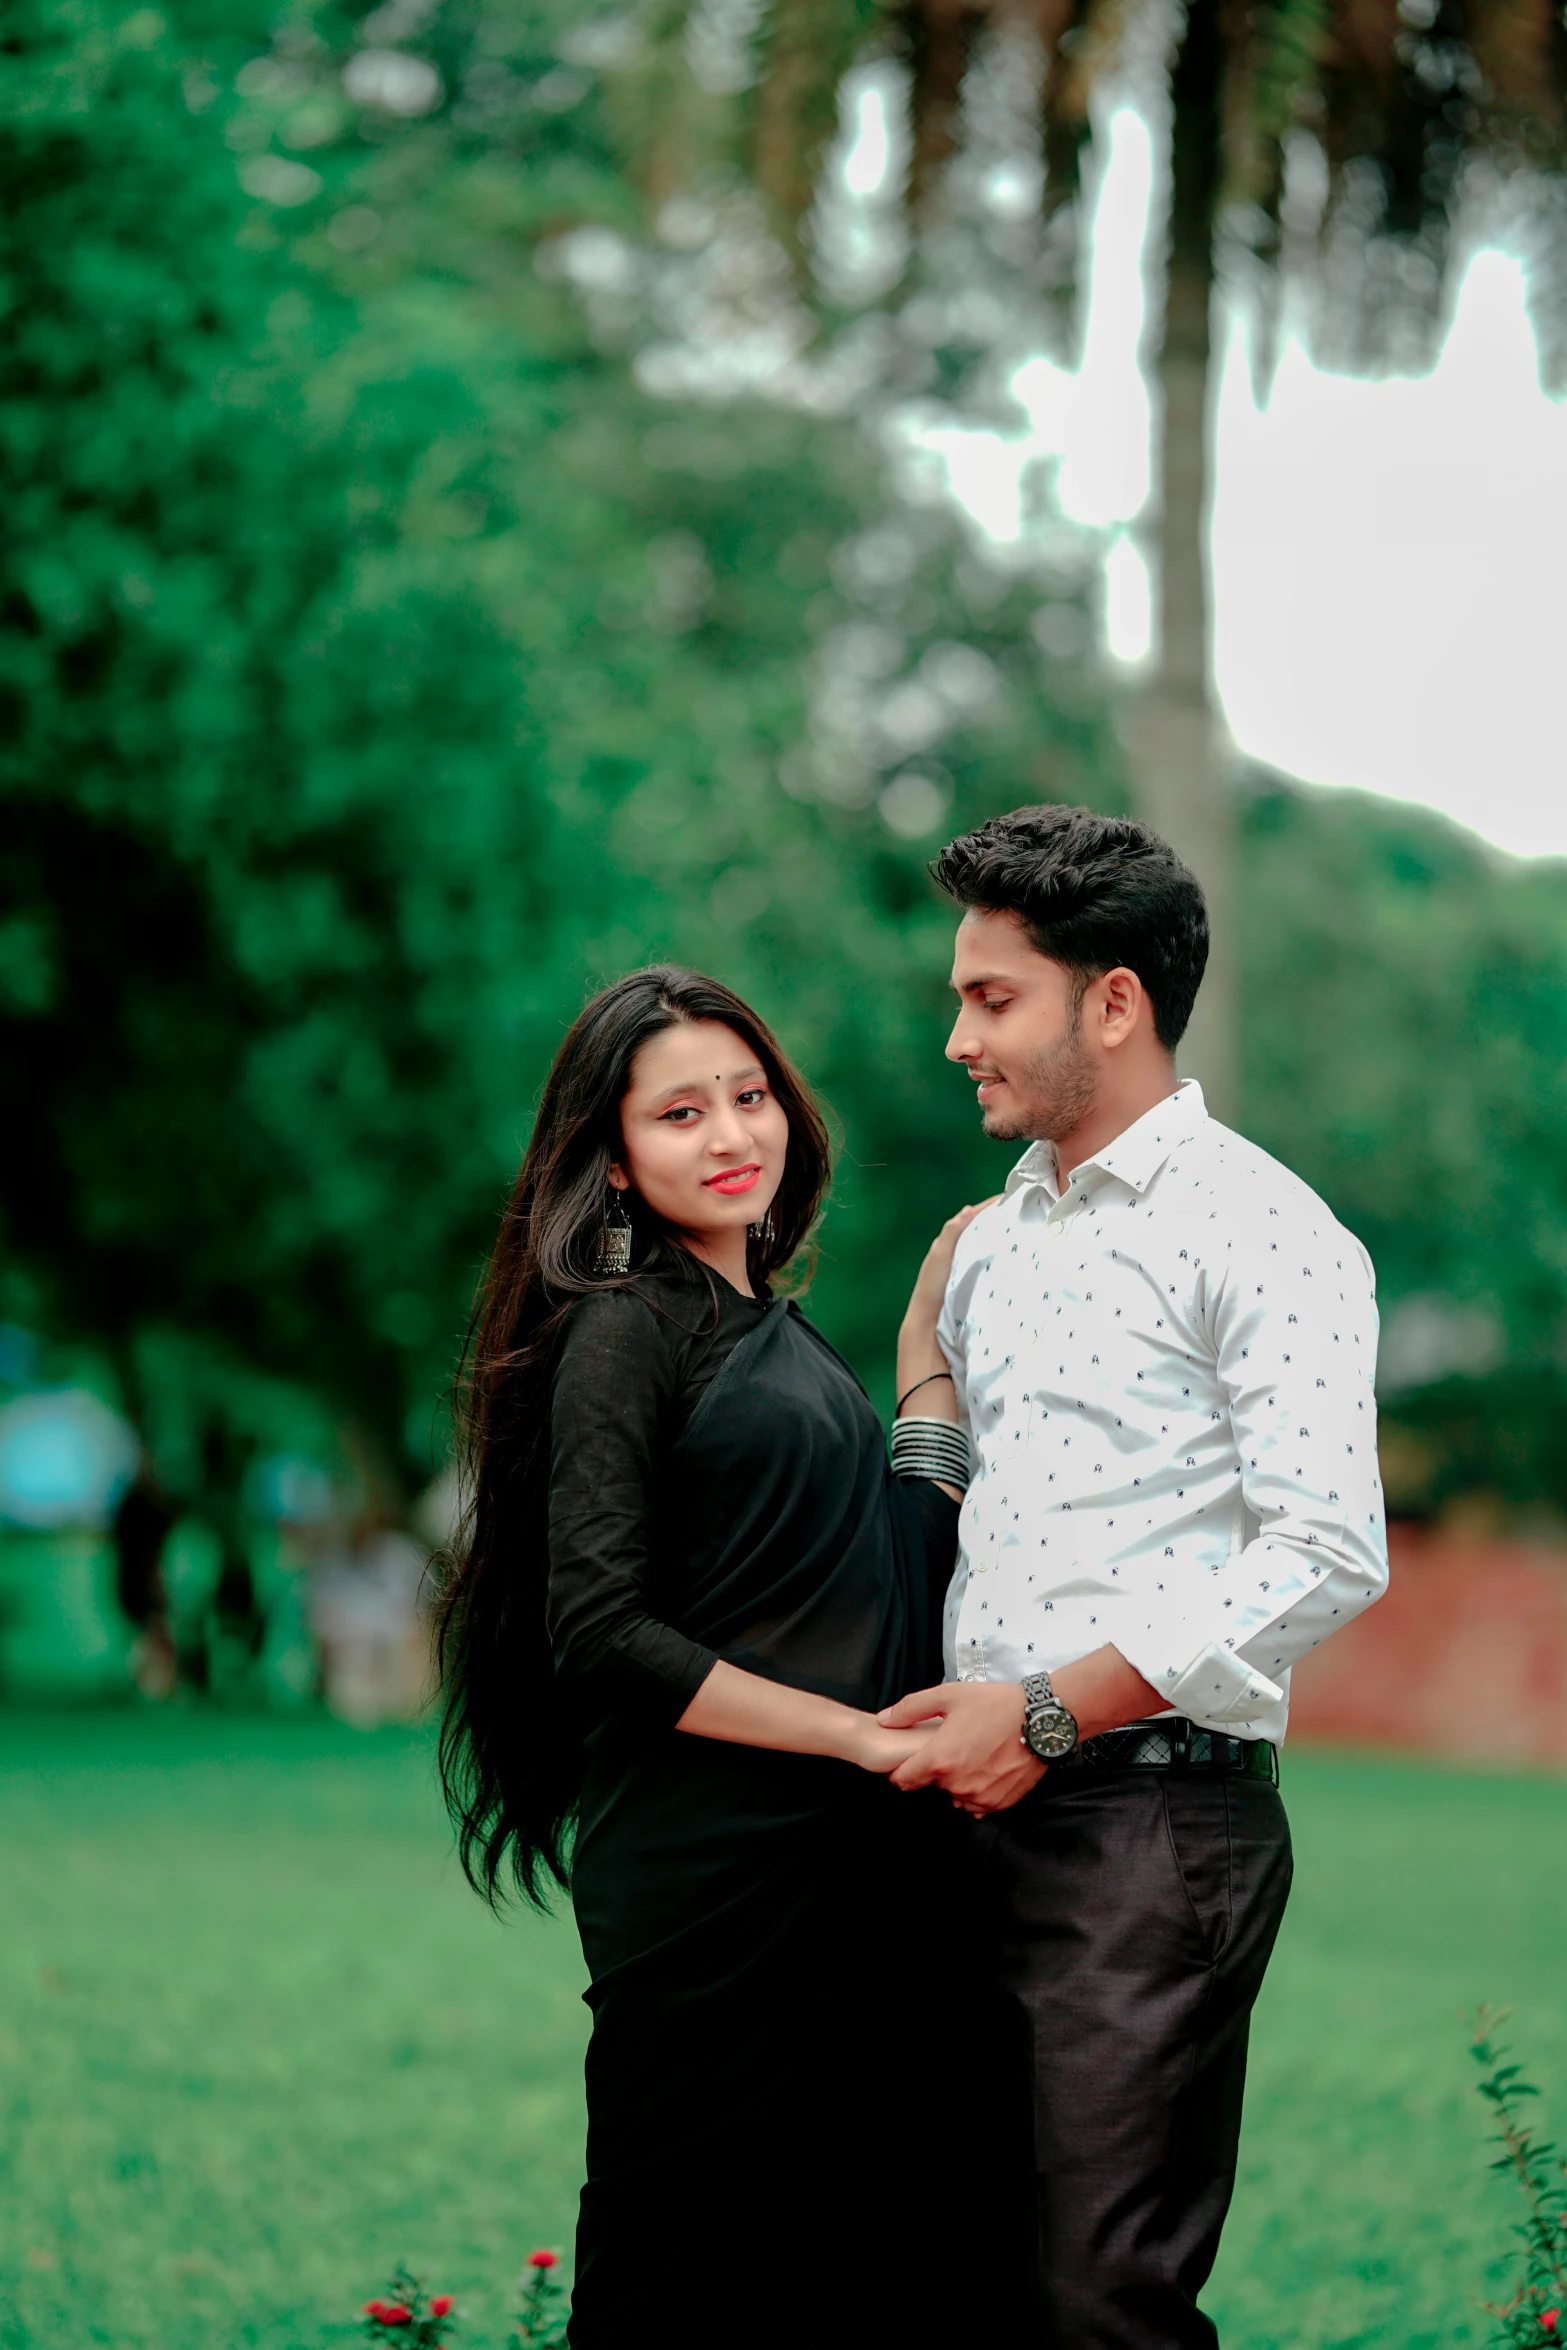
xmin=736 ymin=1088 xmax=766 ymax=1107
xmin=663 ymin=1105 xmax=700 ymax=1123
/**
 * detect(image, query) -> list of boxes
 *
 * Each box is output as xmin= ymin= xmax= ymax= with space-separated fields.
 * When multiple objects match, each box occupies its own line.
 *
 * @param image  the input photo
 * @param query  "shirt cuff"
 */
xmin=1118 ymin=1634 xmax=1284 ymax=1728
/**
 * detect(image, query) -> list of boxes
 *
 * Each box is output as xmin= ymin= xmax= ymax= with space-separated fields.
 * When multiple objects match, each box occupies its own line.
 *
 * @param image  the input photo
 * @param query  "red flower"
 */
xmin=1542 ymin=2313 xmax=1560 ymax=2335
xmin=527 ymin=2250 xmax=559 ymax=2270
xmin=430 ymin=2297 xmax=453 ymax=2318
xmin=365 ymin=2305 xmax=387 ymax=2320
xmin=380 ymin=2306 xmax=413 ymax=2327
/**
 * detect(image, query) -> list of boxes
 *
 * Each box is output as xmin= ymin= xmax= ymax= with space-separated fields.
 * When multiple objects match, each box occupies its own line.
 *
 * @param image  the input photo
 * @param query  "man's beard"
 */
xmin=981 ymin=1006 xmax=1099 ymax=1143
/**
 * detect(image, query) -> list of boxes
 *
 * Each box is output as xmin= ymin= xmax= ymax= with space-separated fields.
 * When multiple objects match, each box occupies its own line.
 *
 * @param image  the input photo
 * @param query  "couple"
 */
xmin=437 ymin=805 xmax=1389 ymax=2347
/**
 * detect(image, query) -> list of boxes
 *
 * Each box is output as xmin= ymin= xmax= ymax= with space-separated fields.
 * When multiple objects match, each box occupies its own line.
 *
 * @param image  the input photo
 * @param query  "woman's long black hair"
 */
xmin=435 ymin=965 xmax=832 ymax=1909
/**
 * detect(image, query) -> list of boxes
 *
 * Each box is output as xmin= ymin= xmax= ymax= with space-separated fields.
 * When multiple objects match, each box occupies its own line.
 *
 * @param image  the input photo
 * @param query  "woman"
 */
xmin=436 ymin=967 xmax=1026 ymax=2344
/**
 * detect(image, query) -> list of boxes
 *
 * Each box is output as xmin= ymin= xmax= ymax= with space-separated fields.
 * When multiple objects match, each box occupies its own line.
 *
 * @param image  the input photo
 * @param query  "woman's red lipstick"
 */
xmin=704 ymin=1164 xmax=762 ymax=1194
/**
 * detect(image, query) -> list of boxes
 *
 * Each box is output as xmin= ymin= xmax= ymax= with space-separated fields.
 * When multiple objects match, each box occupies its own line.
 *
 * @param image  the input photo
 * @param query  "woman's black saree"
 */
xmin=547 ymin=1262 xmax=1028 ymax=2346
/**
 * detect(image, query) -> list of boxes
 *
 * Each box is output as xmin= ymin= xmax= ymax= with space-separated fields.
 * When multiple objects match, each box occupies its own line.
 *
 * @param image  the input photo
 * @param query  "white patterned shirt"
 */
xmin=936 ymin=1080 xmax=1388 ymax=1742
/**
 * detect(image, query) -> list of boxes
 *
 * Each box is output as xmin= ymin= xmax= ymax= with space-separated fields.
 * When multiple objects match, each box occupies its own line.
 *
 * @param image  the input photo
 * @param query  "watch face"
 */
xmin=1026 ymin=1706 xmax=1079 ymax=1759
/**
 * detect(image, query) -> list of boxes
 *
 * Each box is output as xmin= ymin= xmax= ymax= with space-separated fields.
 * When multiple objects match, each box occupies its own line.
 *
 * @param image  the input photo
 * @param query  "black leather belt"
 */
xmin=1057 ymin=1718 xmax=1279 ymax=1785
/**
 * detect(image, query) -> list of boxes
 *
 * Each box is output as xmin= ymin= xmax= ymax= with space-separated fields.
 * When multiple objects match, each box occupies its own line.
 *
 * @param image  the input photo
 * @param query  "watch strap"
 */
xmin=1020 ymin=1668 xmax=1080 ymax=1760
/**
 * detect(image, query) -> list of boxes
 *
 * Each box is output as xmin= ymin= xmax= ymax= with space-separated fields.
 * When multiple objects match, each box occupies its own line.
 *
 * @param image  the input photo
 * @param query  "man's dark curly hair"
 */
xmin=931 ymin=804 xmax=1209 ymax=1051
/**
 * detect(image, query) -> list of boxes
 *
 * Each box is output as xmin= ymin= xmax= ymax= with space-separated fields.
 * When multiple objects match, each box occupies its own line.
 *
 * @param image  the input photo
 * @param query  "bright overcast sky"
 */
xmin=925 ymin=104 xmax=1567 ymax=863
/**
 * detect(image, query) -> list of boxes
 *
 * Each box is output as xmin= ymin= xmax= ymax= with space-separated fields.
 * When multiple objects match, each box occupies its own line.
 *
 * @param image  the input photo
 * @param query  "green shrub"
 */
xmin=1472 ymin=2010 xmax=1567 ymax=2346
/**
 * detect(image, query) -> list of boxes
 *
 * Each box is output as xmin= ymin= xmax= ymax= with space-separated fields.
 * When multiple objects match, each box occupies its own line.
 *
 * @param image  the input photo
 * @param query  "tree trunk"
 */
xmin=1123 ymin=0 xmax=1234 ymax=1120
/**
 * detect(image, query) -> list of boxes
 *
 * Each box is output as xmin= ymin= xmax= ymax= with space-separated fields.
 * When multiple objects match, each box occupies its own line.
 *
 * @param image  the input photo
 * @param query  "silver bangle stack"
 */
xmin=889 ymin=1415 xmax=972 ymax=1492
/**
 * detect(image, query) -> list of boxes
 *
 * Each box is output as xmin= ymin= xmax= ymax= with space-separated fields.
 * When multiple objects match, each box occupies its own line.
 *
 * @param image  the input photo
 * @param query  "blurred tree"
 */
xmin=0 ymin=0 xmax=556 ymax=1462
xmin=0 ymin=0 xmax=1118 ymax=1501
xmin=6 ymin=0 xmax=1564 ymax=1543
xmin=649 ymin=0 xmax=1567 ymax=1113
xmin=1240 ymin=772 xmax=1567 ymax=1517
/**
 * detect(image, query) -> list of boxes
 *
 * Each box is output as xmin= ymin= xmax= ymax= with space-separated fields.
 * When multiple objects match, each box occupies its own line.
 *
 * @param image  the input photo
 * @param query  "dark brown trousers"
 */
xmin=969 ymin=1767 xmax=1294 ymax=2348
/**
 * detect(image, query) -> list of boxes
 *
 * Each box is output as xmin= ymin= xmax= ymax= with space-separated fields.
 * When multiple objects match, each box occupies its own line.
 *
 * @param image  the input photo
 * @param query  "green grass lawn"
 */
xmin=0 ymin=1716 xmax=1562 ymax=2349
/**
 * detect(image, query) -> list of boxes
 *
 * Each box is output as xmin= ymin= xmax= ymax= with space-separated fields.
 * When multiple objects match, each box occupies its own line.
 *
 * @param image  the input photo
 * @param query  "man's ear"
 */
xmin=1099 ymin=966 xmax=1145 ymax=1047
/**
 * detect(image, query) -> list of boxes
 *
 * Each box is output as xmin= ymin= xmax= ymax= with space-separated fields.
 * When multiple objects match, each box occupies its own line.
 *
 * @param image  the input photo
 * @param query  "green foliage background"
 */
xmin=4 ymin=0 xmax=1567 ymax=1520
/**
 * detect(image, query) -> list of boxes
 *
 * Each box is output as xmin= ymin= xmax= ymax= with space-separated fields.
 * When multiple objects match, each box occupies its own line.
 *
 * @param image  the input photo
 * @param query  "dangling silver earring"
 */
xmin=597 ymin=1187 xmax=633 ymax=1274
xmin=747 ymin=1208 xmax=776 ymax=1250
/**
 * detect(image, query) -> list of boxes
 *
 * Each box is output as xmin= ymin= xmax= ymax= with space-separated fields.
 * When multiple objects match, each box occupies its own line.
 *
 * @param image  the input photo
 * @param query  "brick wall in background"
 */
xmin=1288 ymin=1523 xmax=1567 ymax=1766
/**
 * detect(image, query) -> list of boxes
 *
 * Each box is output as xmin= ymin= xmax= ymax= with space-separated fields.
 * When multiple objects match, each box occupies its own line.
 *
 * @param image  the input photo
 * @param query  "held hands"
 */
xmin=868 ymin=1650 xmax=1164 ymax=1814
xmin=875 ymin=1682 xmax=1045 ymax=1816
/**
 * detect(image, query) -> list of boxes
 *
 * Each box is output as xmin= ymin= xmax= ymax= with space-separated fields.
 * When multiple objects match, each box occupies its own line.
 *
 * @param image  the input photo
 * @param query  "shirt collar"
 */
xmin=1004 ymin=1079 xmax=1208 ymax=1203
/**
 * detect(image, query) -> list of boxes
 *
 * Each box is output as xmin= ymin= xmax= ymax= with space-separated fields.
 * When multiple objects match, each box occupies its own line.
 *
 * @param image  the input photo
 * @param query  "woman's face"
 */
xmin=611 ymin=1019 xmax=789 ymax=1247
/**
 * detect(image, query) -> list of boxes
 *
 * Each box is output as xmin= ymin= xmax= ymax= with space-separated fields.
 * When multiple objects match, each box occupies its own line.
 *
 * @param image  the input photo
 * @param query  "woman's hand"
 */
xmin=902 ymin=1201 xmax=995 ymax=1337
xmin=846 ymin=1716 xmax=942 ymax=1776
xmin=679 ymin=1663 xmax=944 ymax=1777
xmin=896 ymin=1198 xmax=999 ymax=1419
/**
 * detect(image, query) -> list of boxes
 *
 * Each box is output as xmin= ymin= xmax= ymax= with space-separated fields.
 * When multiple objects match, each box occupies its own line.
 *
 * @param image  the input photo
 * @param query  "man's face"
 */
xmin=946 ymin=908 xmax=1099 ymax=1143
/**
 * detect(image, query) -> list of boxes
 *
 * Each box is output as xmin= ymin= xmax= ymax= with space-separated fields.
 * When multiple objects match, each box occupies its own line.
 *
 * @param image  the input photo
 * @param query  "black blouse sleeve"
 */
xmin=546 ymin=1288 xmax=719 ymax=1725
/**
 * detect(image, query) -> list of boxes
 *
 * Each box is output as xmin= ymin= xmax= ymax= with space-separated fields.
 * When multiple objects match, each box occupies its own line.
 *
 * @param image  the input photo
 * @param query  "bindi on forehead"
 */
xmin=642 ymin=1059 xmax=764 ymax=1111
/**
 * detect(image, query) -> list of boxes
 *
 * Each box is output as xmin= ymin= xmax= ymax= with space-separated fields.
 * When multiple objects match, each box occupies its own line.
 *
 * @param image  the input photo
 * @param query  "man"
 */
xmin=884 ymin=805 xmax=1388 ymax=2347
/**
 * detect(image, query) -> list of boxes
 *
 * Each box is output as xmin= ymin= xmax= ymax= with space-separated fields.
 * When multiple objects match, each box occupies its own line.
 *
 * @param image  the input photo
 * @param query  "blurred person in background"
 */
xmin=436 ymin=967 xmax=1030 ymax=2348
xmin=111 ymin=1460 xmax=178 ymax=1699
xmin=306 ymin=1504 xmax=431 ymax=1726
xmin=883 ymin=806 xmax=1390 ymax=2348
xmin=112 ymin=1421 xmax=268 ymax=1701
xmin=180 ymin=1422 xmax=266 ymax=1693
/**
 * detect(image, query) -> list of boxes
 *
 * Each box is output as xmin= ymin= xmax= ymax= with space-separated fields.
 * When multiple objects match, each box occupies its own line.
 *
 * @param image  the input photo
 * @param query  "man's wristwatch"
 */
xmin=1020 ymin=1670 xmax=1080 ymax=1762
